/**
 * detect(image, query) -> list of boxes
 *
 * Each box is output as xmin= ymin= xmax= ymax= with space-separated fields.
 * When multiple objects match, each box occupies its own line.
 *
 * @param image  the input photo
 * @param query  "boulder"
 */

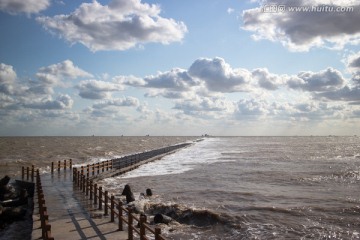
xmin=153 ymin=213 xmax=173 ymax=224
xmin=121 ymin=184 xmax=135 ymax=203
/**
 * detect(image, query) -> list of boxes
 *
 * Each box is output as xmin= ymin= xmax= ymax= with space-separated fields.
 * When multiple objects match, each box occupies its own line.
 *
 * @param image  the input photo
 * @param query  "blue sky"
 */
xmin=1 ymin=0 xmax=360 ymax=136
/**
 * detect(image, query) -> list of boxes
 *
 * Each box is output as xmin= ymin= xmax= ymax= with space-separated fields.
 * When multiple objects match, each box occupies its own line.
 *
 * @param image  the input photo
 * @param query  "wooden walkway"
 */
xmin=31 ymin=169 xmax=128 ymax=240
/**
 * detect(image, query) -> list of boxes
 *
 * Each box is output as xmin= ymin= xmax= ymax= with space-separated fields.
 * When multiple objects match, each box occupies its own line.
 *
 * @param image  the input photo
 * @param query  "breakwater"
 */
xmin=112 ymin=143 xmax=192 ymax=169
xmin=90 ymin=142 xmax=193 ymax=180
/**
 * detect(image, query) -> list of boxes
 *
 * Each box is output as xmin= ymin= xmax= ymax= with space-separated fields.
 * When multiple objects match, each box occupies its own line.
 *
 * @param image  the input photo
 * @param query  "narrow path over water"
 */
xmin=32 ymin=169 xmax=128 ymax=240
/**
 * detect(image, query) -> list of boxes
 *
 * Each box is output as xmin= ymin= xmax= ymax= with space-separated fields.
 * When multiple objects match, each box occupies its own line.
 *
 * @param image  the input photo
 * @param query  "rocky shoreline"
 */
xmin=0 ymin=176 xmax=34 ymax=240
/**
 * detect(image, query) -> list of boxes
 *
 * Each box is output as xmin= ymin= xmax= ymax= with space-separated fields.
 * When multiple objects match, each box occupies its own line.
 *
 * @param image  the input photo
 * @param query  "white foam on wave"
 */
xmin=72 ymin=155 xmax=124 ymax=168
xmin=121 ymin=138 xmax=223 ymax=178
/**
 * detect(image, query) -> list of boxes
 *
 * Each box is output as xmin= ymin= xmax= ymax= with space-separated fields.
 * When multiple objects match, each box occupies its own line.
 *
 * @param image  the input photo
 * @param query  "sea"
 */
xmin=1 ymin=136 xmax=360 ymax=239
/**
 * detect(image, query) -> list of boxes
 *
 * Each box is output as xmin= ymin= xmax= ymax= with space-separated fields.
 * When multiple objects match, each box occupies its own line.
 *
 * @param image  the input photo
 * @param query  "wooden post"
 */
xmin=26 ymin=166 xmax=29 ymax=180
xmin=81 ymin=166 xmax=84 ymax=175
xmin=64 ymin=159 xmax=67 ymax=170
xmin=94 ymin=184 xmax=97 ymax=205
xmin=70 ymin=159 xmax=72 ymax=169
xmin=51 ymin=162 xmax=54 ymax=174
xmin=77 ymin=171 xmax=80 ymax=186
xmin=92 ymin=164 xmax=95 ymax=176
xmin=128 ymin=207 xmax=133 ymax=240
xmin=118 ymin=201 xmax=123 ymax=231
xmin=22 ymin=166 xmax=25 ymax=180
xmin=140 ymin=214 xmax=147 ymax=240
xmin=82 ymin=175 xmax=86 ymax=193
xmin=89 ymin=180 xmax=93 ymax=200
xmin=31 ymin=165 xmax=35 ymax=182
xmin=110 ymin=195 xmax=114 ymax=222
xmin=98 ymin=187 xmax=103 ymax=210
xmin=86 ymin=178 xmax=89 ymax=196
xmin=58 ymin=161 xmax=61 ymax=172
xmin=104 ymin=191 xmax=108 ymax=215
xmin=73 ymin=168 xmax=77 ymax=183
xmin=87 ymin=165 xmax=90 ymax=178
xmin=155 ymin=228 xmax=162 ymax=240
xmin=102 ymin=161 xmax=105 ymax=172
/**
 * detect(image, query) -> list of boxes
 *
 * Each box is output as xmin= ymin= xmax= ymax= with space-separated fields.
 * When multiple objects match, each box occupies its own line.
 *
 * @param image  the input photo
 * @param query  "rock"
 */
xmin=121 ymin=184 xmax=135 ymax=203
xmin=146 ymin=188 xmax=153 ymax=197
xmin=0 ymin=176 xmax=11 ymax=201
xmin=153 ymin=213 xmax=173 ymax=224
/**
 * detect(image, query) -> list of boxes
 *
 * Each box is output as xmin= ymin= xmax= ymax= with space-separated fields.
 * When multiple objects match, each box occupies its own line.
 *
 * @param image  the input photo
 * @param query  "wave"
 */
xmin=146 ymin=202 xmax=239 ymax=229
xmin=299 ymin=168 xmax=360 ymax=184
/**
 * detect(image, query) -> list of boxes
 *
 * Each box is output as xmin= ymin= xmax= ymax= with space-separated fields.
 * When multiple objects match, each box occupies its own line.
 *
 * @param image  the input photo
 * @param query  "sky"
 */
xmin=1 ymin=0 xmax=360 ymax=136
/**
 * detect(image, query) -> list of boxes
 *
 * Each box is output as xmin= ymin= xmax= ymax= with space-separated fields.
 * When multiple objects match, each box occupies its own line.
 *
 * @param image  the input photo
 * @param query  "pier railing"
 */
xmin=73 ymin=168 xmax=166 ymax=240
xmin=21 ymin=166 xmax=54 ymax=240
xmin=51 ymin=159 xmax=72 ymax=173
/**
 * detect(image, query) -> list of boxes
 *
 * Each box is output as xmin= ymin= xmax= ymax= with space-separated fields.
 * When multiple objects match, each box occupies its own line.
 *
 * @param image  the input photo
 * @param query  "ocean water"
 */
xmin=98 ymin=137 xmax=360 ymax=239
xmin=1 ymin=136 xmax=360 ymax=239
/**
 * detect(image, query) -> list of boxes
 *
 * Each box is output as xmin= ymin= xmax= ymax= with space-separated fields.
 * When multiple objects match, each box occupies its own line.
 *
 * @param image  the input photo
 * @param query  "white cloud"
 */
xmin=227 ymin=8 xmax=235 ymax=14
xmin=174 ymin=96 xmax=235 ymax=119
xmin=0 ymin=0 xmax=50 ymax=14
xmin=287 ymin=68 xmax=345 ymax=92
xmin=36 ymin=60 xmax=93 ymax=85
xmin=23 ymin=94 xmax=74 ymax=110
xmin=36 ymin=0 xmax=187 ymax=51
xmin=0 ymin=63 xmax=17 ymax=94
xmin=77 ymin=79 xmax=124 ymax=99
xmin=235 ymin=98 xmax=269 ymax=119
xmin=252 ymin=68 xmax=285 ymax=90
xmin=345 ymin=51 xmax=360 ymax=82
xmin=188 ymin=57 xmax=252 ymax=92
xmin=114 ymin=75 xmax=146 ymax=87
xmin=144 ymin=68 xmax=199 ymax=90
xmin=242 ymin=0 xmax=360 ymax=51
xmin=92 ymin=96 xmax=140 ymax=109
xmin=316 ymin=86 xmax=360 ymax=103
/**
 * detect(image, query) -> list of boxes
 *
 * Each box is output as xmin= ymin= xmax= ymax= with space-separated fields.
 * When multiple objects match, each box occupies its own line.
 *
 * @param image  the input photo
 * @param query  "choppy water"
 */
xmin=1 ymin=136 xmax=360 ymax=239
xmin=99 ymin=137 xmax=360 ymax=239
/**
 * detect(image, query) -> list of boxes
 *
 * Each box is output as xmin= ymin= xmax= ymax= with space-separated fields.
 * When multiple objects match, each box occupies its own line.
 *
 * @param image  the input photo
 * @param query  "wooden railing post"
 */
xmin=58 ymin=161 xmax=61 ymax=172
xmin=51 ymin=162 xmax=54 ymax=174
xmin=82 ymin=175 xmax=86 ymax=193
xmin=70 ymin=159 xmax=72 ymax=169
xmin=77 ymin=171 xmax=80 ymax=186
xmin=110 ymin=195 xmax=114 ymax=222
xmin=94 ymin=184 xmax=98 ymax=205
xmin=128 ymin=207 xmax=133 ymax=240
xmin=22 ymin=166 xmax=25 ymax=180
xmin=73 ymin=168 xmax=77 ymax=183
xmin=31 ymin=165 xmax=35 ymax=182
xmin=89 ymin=180 xmax=93 ymax=200
xmin=86 ymin=178 xmax=89 ymax=196
xmin=26 ymin=166 xmax=29 ymax=180
xmin=87 ymin=165 xmax=90 ymax=178
xmin=104 ymin=191 xmax=108 ymax=215
xmin=98 ymin=187 xmax=103 ymax=210
xmin=155 ymin=227 xmax=162 ymax=240
xmin=118 ymin=201 xmax=123 ymax=231
xmin=64 ymin=159 xmax=67 ymax=170
xmin=140 ymin=214 xmax=147 ymax=240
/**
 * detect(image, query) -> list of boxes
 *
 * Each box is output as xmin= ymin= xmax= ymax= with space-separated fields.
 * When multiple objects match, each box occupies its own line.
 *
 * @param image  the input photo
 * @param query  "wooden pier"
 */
xmin=19 ymin=142 xmax=192 ymax=239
